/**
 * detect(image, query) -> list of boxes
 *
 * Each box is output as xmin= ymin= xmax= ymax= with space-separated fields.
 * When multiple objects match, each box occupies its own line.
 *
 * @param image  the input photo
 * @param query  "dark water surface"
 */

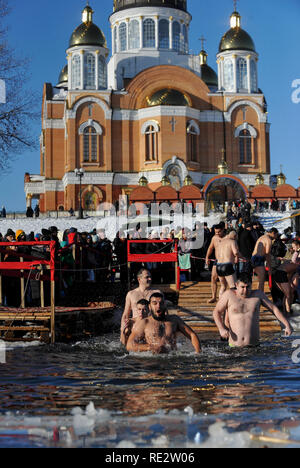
xmin=1 ymin=332 xmax=300 ymax=448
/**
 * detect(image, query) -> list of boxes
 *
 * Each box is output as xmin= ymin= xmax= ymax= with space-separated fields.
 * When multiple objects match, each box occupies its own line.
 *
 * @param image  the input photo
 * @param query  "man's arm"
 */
xmin=120 ymin=292 xmax=133 ymax=342
xmin=213 ymin=293 xmax=230 ymax=340
xmin=176 ymin=317 xmax=201 ymax=353
xmin=205 ymin=238 xmax=215 ymax=264
xmin=258 ymin=291 xmax=292 ymax=336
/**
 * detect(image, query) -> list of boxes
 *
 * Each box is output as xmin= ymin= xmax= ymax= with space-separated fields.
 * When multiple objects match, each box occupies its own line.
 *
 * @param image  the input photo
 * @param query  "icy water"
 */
xmin=1 ymin=332 xmax=300 ymax=448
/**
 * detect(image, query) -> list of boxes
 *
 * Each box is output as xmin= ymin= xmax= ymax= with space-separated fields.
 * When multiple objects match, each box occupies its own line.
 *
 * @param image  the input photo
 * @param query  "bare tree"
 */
xmin=0 ymin=0 xmax=39 ymax=173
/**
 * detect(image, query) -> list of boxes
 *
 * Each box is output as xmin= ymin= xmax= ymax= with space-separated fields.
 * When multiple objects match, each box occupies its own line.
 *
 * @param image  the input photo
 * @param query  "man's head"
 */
xmin=269 ymin=228 xmax=279 ymax=240
xmin=214 ymin=224 xmax=224 ymax=238
xmin=236 ymin=273 xmax=252 ymax=298
xmin=136 ymin=299 xmax=149 ymax=320
xmin=137 ymin=269 xmax=152 ymax=287
xmin=227 ymin=230 xmax=237 ymax=240
xmin=149 ymin=292 xmax=166 ymax=321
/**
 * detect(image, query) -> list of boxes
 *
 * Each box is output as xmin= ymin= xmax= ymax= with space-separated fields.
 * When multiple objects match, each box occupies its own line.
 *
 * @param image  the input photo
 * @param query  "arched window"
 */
xmin=129 ymin=20 xmax=140 ymax=49
xmin=113 ymin=26 xmax=118 ymax=53
xmin=172 ymin=21 xmax=181 ymax=52
xmin=187 ymin=122 xmax=199 ymax=162
xmin=144 ymin=125 xmax=158 ymax=161
xmin=239 ymin=129 xmax=252 ymax=164
xmin=72 ymin=55 xmax=81 ymax=89
xmin=250 ymin=59 xmax=257 ymax=92
xmin=182 ymin=24 xmax=188 ymax=53
xmin=224 ymin=59 xmax=234 ymax=91
xmin=83 ymin=126 xmax=98 ymax=162
xmin=237 ymin=58 xmax=248 ymax=90
xmin=159 ymin=19 xmax=169 ymax=49
xmin=143 ymin=19 xmax=155 ymax=48
xmin=84 ymin=53 xmax=96 ymax=89
xmin=98 ymin=56 xmax=107 ymax=89
xmin=119 ymin=22 xmax=127 ymax=51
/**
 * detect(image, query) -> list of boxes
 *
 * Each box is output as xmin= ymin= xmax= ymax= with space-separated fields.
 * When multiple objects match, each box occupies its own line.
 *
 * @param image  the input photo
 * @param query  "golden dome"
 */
xmin=139 ymin=176 xmax=148 ymax=187
xmin=219 ymin=11 xmax=256 ymax=53
xmin=255 ymin=173 xmax=265 ymax=185
xmin=161 ymin=176 xmax=171 ymax=186
xmin=58 ymin=65 xmax=68 ymax=84
xmin=277 ymin=172 xmax=286 ymax=186
xmin=218 ymin=158 xmax=229 ymax=175
xmin=147 ymin=89 xmax=190 ymax=107
xmin=199 ymin=50 xmax=218 ymax=88
xmin=113 ymin=0 xmax=187 ymax=13
xmin=69 ymin=5 xmax=107 ymax=48
xmin=184 ymin=175 xmax=193 ymax=186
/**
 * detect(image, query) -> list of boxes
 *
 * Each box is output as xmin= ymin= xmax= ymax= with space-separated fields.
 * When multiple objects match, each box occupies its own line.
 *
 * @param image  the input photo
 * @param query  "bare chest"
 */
xmin=145 ymin=321 xmax=176 ymax=341
xmin=229 ymin=297 xmax=260 ymax=317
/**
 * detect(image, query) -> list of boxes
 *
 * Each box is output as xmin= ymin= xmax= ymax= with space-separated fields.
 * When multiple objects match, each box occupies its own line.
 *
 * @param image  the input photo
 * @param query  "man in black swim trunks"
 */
xmin=251 ymin=228 xmax=279 ymax=291
xmin=216 ymin=231 xmax=244 ymax=296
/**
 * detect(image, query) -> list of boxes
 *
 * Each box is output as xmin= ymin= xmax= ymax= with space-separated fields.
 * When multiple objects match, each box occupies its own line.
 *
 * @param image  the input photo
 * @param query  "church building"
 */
xmin=25 ymin=0 xmax=293 ymax=214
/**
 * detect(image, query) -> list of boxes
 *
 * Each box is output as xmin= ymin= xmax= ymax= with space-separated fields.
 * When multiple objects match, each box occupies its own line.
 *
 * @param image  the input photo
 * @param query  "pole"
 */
xmin=78 ymin=173 xmax=83 ymax=219
xmin=0 ymin=253 xmax=2 ymax=305
xmin=51 ymin=279 xmax=55 ymax=344
xmin=20 ymin=257 xmax=25 ymax=308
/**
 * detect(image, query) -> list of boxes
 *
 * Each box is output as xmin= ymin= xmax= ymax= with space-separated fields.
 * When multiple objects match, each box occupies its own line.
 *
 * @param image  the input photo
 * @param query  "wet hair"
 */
xmin=137 ymin=268 xmax=151 ymax=279
xmin=137 ymin=299 xmax=149 ymax=307
xmin=237 ymin=272 xmax=252 ymax=285
xmin=149 ymin=292 xmax=164 ymax=302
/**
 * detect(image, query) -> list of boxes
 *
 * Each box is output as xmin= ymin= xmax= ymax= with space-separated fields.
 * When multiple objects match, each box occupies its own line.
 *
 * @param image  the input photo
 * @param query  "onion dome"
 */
xmin=147 ymin=89 xmax=190 ymax=107
xmin=161 ymin=176 xmax=171 ymax=186
xmin=199 ymin=50 xmax=218 ymax=88
xmin=255 ymin=173 xmax=265 ymax=185
xmin=219 ymin=10 xmax=256 ymax=53
xmin=58 ymin=65 xmax=68 ymax=85
xmin=113 ymin=0 xmax=187 ymax=13
xmin=139 ymin=175 xmax=148 ymax=187
xmin=184 ymin=175 xmax=193 ymax=186
xmin=69 ymin=4 xmax=107 ymax=48
xmin=277 ymin=171 xmax=286 ymax=186
xmin=218 ymin=157 xmax=229 ymax=175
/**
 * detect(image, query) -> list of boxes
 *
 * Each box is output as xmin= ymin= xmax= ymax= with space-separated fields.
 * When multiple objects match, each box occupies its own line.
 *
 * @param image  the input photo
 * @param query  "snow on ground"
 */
xmin=255 ymin=210 xmax=294 ymax=233
xmin=0 ymin=210 xmax=293 ymax=240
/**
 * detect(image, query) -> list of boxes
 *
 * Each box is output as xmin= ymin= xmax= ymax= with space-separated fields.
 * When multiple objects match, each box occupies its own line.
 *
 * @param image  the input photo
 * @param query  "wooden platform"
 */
xmin=0 ymin=304 xmax=116 ymax=343
xmin=167 ymin=281 xmax=282 ymax=333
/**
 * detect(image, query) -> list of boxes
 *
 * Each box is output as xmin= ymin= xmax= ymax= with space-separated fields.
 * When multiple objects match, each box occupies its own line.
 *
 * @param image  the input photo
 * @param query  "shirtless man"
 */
xmin=205 ymin=224 xmax=225 ymax=304
xmin=251 ymin=228 xmax=279 ymax=291
xmin=126 ymin=293 xmax=201 ymax=354
xmin=213 ymin=272 xmax=292 ymax=348
xmin=121 ymin=299 xmax=149 ymax=347
xmin=216 ymin=231 xmax=244 ymax=295
xmin=120 ymin=268 xmax=162 ymax=343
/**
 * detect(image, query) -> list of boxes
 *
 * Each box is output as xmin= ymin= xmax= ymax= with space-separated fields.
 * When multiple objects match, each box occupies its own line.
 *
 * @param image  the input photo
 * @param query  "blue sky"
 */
xmin=1 ymin=0 xmax=299 ymax=211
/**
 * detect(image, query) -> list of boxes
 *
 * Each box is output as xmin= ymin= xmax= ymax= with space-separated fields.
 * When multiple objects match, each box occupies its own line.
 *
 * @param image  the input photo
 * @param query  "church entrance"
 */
xmin=204 ymin=176 xmax=247 ymax=215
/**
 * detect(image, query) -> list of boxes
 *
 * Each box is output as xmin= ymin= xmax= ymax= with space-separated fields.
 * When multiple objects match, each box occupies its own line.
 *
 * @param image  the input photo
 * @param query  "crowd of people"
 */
xmin=0 ymin=213 xmax=299 ymax=350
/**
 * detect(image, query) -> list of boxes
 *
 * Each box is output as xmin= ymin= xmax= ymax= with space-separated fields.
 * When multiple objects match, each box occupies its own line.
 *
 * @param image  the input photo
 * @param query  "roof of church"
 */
xmin=113 ymin=0 xmax=187 ymax=13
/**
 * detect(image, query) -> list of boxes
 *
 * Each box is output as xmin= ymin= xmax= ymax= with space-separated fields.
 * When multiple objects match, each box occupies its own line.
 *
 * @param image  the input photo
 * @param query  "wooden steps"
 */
xmin=169 ymin=281 xmax=281 ymax=333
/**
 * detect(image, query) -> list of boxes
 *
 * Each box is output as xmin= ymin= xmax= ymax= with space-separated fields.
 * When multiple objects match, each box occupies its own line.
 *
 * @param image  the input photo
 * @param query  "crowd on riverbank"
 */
xmin=0 ymin=217 xmax=299 ymax=309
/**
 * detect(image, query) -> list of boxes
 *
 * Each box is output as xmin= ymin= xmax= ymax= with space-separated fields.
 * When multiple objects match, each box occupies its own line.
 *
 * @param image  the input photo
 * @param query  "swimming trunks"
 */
xmin=216 ymin=262 xmax=235 ymax=277
xmin=273 ymin=269 xmax=289 ymax=284
xmin=251 ymin=255 xmax=266 ymax=268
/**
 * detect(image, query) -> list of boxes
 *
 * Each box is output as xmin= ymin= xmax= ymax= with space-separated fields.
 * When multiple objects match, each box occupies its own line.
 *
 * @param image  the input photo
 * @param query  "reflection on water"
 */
xmin=0 ymin=332 xmax=300 ymax=447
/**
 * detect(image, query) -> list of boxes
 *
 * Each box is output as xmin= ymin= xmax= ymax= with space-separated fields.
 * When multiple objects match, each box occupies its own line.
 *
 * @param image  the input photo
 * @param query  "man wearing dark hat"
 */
xmin=5 ymin=229 xmax=15 ymax=241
